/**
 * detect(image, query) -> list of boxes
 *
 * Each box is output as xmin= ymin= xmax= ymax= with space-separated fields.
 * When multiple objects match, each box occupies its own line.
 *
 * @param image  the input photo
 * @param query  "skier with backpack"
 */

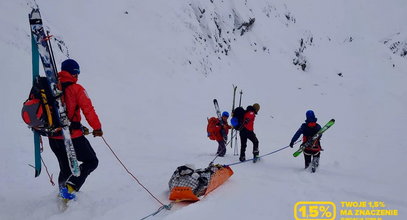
xmin=289 ymin=110 xmax=322 ymax=170
xmin=207 ymin=111 xmax=232 ymax=157
xmin=48 ymin=59 xmax=103 ymax=199
xmin=232 ymin=103 xmax=260 ymax=162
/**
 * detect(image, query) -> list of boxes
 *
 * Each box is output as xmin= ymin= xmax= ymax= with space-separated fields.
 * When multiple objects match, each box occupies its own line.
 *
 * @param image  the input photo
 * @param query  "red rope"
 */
xmin=41 ymin=157 xmax=55 ymax=186
xmin=39 ymin=136 xmax=55 ymax=186
xmin=101 ymin=136 xmax=165 ymax=206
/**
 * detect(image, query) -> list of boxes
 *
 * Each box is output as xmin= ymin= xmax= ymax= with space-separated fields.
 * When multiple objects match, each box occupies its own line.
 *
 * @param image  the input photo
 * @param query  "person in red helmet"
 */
xmin=49 ymin=59 xmax=103 ymax=199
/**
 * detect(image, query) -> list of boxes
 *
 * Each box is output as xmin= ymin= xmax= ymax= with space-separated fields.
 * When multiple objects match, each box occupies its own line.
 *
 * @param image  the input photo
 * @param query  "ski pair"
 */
xmin=29 ymin=8 xmax=80 ymax=177
xmin=213 ymin=99 xmax=228 ymax=142
xmin=231 ymin=85 xmax=243 ymax=154
xmin=293 ymin=119 xmax=335 ymax=157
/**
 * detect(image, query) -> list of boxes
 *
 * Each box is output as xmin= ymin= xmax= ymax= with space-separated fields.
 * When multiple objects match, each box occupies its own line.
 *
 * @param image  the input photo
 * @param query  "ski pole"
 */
xmin=231 ymin=85 xmax=237 ymax=149
xmin=46 ymin=30 xmax=59 ymax=77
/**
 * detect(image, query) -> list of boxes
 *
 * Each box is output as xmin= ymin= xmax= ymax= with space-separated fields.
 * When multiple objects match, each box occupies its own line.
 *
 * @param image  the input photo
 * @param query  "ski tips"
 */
xmin=29 ymin=8 xmax=42 ymax=25
xmin=29 ymin=8 xmax=41 ymax=18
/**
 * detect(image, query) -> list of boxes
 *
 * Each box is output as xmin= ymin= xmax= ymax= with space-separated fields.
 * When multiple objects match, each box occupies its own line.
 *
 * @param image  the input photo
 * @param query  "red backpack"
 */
xmin=207 ymin=117 xmax=220 ymax=140
xmin=21 ymin=76 xmax=60 ymax=136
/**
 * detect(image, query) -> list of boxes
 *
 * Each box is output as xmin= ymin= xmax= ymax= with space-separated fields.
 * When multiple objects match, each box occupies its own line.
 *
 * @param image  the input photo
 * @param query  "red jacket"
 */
xmin=51 ymin=71 xmax=101 ymax=139
xmin=243 ymin=111 xmax=255 ymax=131
xmin=214 ymin=119 xmax=231 ymax=141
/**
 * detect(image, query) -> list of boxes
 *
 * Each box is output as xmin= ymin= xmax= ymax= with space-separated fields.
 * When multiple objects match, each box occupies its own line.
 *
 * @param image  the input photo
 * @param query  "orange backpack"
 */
xmin=207 ymin=117 xmax=220 ymax=140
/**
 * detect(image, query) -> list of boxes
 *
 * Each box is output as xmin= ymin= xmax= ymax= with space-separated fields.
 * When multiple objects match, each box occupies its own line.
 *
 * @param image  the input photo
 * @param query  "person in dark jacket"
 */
xmin=239 ymin=103 xmax=260 ymax=162
xmin=49 ymin=59 xmax=103 ymax=199
xmin=290 ymin=110 xmax=322 ymax=169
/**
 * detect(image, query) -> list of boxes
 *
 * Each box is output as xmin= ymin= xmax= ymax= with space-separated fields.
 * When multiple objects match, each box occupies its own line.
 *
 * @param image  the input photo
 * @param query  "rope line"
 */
xmin=224 ymin=141 xmax=301 ymax=167
xmin=101 ymin=136 xmax=165 ymax=206
xmin=40 ymin=136 xmax=55 ymax=186
xmin=41 ymin=157 xmax=55 ymax=186
xmin=225 ymin=146 xmax=289 ymax=166
xmin=140 ymin=203 xmax=174 ymax=220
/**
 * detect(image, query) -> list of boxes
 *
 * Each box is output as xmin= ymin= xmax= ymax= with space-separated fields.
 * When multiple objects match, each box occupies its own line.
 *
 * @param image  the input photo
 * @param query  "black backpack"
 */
xmin=231 ymin=106 xmax=246 ymax=129
xmin=21 ymin=76 xmax=61 ymax=136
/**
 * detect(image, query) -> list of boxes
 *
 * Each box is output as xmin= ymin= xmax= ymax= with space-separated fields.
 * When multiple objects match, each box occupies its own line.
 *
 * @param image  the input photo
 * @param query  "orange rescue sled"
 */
xmin=169 ymin=166 xmax=233 ymax=202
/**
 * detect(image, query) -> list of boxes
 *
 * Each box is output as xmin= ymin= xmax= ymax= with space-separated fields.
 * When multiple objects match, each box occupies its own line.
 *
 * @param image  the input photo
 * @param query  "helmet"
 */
xmin=61 ymin=59 xmax=80 ymax=75
xmin=306 ymin=110 xmax=317 ymax=122
xmin=253 ymin=103 xmax=260 ymax=113
xmin=246 ymin=105 xmax=255 ymax=112
xmin=222 ymin=111 xmax=229 ymax=117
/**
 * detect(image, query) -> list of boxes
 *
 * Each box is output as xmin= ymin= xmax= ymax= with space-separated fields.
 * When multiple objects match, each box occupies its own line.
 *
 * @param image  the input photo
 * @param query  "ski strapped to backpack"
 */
xmin=230 ymin=85 xmax=237 ymax=150
xmin=293 ymin=119 xmax=335 ymax=157
xmin=22 ymin=76 xmax=60 ymax=135
xmin=22 ymin=77 xmax=75 ymax=135
xmin=26 ymin=8 xmax=80 ymax=177
xmin=28 ymin=27 xmax=42 ymax=177
xmin=213 ymin=99 xmax=227 ymax=141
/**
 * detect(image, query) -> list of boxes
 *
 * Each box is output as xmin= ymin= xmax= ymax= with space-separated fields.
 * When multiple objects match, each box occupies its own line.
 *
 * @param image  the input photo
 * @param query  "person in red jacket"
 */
xmin=214 ymin=111 xmax=231 ymax=157
xmin=239 ymin=103 xmax=260 ymax=162
xmin=49 ymin=59 xmax=103 ymax=199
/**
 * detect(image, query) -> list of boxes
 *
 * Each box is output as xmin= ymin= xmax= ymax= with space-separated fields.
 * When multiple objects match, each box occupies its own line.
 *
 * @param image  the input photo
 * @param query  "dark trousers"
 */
xmin=303 ymin=150 xmax=320 ymax=168
xmin=49 ymin=135 xmax=98 ymax=191
xmin=239 ymin=128 xmax=259 ymax=157
xmin=216 ymin=140 xmax=226 ymax=156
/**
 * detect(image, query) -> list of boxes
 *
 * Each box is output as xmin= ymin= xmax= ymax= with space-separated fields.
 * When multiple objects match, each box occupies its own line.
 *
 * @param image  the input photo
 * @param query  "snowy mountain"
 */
xmin=1 ymin=0 xmax=406 ymax=219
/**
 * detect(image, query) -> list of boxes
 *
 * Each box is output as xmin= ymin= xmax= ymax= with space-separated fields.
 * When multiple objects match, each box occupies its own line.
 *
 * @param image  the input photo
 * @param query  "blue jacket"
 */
xmin=290 ymin=122 xmax=321 ymax=145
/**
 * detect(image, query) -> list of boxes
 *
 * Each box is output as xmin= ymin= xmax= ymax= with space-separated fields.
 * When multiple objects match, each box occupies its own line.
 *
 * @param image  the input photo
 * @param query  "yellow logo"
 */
xmin=294 ymin=201 xmax=336 ymax=220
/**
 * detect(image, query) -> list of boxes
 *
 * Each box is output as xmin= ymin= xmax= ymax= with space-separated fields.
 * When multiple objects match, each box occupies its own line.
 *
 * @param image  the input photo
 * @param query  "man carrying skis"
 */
xmin=289 ymin=110 xmax=322 ymax=169
xmin=214 ymin=111 xmax=231 ymax=157
xmin=49 ymin=59 xmax=103 ymax=199
xmin=239 ymin=103 xmax=260 ymax=162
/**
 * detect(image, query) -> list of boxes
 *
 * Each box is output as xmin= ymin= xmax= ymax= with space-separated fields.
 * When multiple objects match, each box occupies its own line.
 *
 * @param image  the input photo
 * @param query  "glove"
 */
xmin=289 ymin=142 xmax=294 ymax=148
xmin=82 ymin=126 xmax=90 ymax=135
xmin=92 ymin=129 xmax=103 ymax=137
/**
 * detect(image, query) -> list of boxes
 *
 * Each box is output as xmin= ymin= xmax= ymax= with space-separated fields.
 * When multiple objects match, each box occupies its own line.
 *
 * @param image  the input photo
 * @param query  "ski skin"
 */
xmin=293 ymin=119 xmax=335 ymax=157
xmin=29 ymin=8 xmax=80 ymax=177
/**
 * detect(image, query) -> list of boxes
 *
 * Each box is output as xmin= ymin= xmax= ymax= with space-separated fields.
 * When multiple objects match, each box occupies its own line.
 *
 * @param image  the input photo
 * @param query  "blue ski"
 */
xmin=30 ymin=31 xmax=42 ymax=177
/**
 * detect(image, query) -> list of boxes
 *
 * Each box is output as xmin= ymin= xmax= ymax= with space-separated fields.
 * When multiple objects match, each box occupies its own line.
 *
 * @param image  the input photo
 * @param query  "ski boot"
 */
xmin=58 ymin=183 xmax=76 ymax=211
xmin=60 ymin=184 xmax=76 ymax=200
xmin=311 ymin=157 xmax=319 ymax=173
xmin=239 ymin=154 xmax=246 ymax=162
xmin=253 ymin=154 xmax=260 ymax=163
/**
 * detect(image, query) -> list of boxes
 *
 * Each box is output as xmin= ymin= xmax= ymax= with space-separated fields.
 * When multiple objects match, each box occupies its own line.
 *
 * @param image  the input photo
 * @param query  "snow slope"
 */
xmin=1 ymin=0 xmax=406 ymax=219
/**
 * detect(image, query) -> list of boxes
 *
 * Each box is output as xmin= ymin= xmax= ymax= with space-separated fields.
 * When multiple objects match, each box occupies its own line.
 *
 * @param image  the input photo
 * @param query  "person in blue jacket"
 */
xmin=290 ymin=110 xmax=322 ymax=169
